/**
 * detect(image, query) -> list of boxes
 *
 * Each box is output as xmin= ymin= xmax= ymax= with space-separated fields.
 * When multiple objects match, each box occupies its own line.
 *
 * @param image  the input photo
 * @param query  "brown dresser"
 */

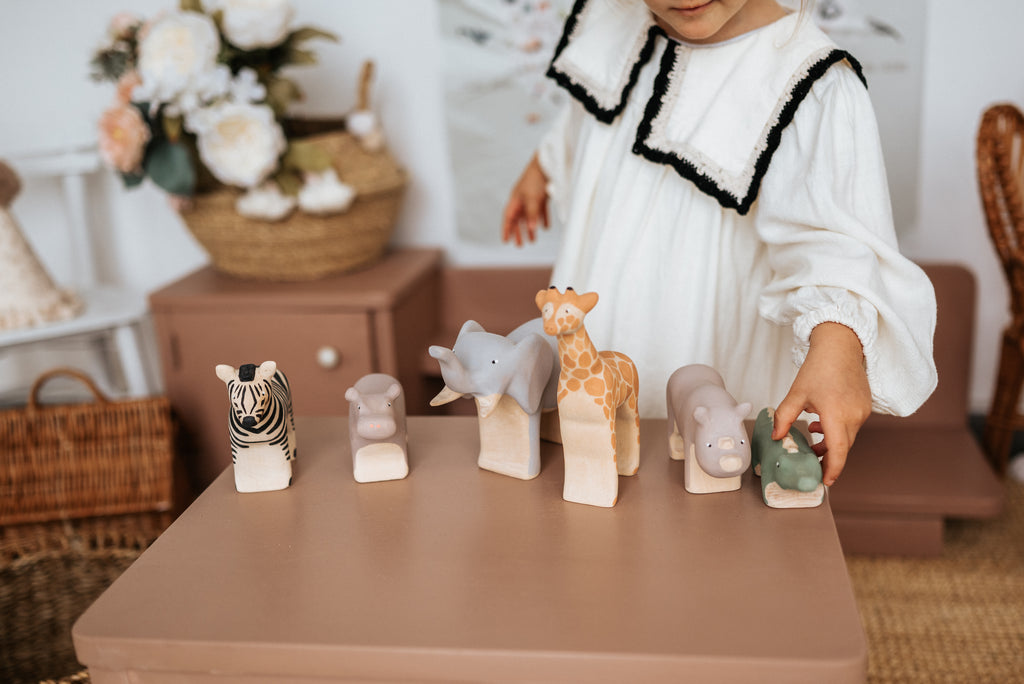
xmin=149 ymin=248 xmax=442 ymax=491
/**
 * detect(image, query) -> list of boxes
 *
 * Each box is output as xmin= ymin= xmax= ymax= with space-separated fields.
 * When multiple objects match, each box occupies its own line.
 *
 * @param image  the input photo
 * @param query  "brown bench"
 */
xmin=421 ymin=262 xmax=1004 ymax=555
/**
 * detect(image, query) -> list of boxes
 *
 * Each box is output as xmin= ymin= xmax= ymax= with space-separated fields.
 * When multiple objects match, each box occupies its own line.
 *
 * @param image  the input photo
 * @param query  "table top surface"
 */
xmin=74 ymin=415 xmax=866 ymax=683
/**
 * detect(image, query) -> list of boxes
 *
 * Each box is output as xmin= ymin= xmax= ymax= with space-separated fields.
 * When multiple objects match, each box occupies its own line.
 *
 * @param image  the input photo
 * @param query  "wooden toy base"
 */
xmin=233 ymin=445 xmax=292 ymax=493
xmin=353 ymin=442 xmax=409 ymax=483
xmin=476 ymin=394 xmax=541 ymax=480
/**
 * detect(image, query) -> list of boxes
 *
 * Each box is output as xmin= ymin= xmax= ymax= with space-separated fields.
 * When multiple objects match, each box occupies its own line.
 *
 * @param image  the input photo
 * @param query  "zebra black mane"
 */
xmin=238 ymin=363 xmax=257 ymax=382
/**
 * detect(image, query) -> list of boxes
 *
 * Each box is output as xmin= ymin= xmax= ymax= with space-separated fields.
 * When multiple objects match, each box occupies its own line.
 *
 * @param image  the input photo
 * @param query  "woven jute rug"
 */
xmin=845 ymin=479 xmax=1024 ymax=683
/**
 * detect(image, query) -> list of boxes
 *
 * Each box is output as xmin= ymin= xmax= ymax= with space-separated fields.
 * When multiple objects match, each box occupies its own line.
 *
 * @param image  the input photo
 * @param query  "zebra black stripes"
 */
xmin=215 ymin=361 xmax=297 ymax=463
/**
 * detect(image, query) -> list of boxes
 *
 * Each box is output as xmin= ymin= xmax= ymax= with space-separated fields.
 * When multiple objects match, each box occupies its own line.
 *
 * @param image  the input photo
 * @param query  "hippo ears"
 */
xmin=386 ymin=383 xmax=401 ymax=401
xmin=344 ymin=387 xmax=360 ymax=403
xmin=215 ymin=364 xmax=236 ymax=385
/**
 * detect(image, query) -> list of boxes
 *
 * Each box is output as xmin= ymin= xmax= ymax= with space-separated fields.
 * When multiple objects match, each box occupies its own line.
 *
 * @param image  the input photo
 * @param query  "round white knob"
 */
xmin=316 ymin=346 xmax=340 ymax=369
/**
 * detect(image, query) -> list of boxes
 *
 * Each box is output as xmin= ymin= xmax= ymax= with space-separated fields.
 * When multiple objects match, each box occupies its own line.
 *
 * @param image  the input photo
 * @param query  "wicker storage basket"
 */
xmin=0 ymin=368 xmax=175 ymax=526
xmin=1 ymin=514 xmax=167 ymax=684
xmin=179 ymin=63 xmax=406 ymax=282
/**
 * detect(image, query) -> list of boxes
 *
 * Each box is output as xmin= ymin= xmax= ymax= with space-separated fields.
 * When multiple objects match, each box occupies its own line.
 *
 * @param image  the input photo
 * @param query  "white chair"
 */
xmin=0 ymin=146 xmax=153 ymax=397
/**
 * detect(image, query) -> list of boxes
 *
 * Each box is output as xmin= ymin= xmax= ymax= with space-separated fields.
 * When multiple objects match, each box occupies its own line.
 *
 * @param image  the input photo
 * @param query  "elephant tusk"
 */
xmin=430 ymin=385 xmax=464 ymax=406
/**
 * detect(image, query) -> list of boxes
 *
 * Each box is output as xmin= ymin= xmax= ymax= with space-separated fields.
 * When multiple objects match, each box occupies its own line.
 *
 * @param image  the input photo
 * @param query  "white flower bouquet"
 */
xmin=91 ymin=0 xmax=373 ymax=222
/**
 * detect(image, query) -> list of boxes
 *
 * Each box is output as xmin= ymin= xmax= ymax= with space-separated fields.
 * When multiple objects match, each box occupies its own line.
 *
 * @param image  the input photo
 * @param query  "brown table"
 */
xmin=74 ymin=416 xmax=867 ymax=683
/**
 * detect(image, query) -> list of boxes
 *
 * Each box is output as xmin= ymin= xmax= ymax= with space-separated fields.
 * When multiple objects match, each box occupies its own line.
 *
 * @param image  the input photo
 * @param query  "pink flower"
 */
xmin=98 ymin=104 xmax=151 ymax=173
xmin=116 ymin=71 xmax=142 ymax=104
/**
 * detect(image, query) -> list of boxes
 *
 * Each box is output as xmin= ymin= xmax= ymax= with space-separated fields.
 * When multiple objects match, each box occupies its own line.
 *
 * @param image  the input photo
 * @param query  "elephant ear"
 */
xmin=505 ymin=334 xmax=554 ymax=414
xmin=455 ymin=320 xmax=486 ymax=343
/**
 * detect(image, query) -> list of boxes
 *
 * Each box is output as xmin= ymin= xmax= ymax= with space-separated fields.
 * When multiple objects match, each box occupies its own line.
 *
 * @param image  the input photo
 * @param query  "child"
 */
xmin=501 ymin=0 xmax=936 ymax=487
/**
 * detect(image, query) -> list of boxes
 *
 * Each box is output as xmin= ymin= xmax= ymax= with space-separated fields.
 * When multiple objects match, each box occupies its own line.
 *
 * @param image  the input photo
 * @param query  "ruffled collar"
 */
xmin=547 ymin=0 xmax=865 ymax=215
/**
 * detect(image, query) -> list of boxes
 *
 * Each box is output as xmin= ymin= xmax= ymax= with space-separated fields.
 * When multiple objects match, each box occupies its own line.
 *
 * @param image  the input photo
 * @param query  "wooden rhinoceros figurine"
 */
xmin=345 ymin=373 xmax=409 ymax=483
xmin=667 ymin=364 xmax=752 ymax=494
xmin=751 ymin=407 xmax=825 ymax=508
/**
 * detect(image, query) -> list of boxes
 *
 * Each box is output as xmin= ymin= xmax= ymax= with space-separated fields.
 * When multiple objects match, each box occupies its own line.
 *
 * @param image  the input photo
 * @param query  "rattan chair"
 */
xmin=977 ymin=103 xmax=1024 ymax=476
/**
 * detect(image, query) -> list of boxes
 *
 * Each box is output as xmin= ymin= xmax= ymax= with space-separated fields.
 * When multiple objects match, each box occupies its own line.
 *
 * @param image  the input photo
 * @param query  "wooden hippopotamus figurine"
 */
xmin=345 ymin=373 xmax=409 ymax=483
xmin=428 ymin=318 xmax=559 ymax=480
xmin=751 ymin=407 xmax=824 ymax=508
xmin=666 ymin=364 xmax=752 ymax=494
xmin=215 ymin=360 xmax=297 ymax=493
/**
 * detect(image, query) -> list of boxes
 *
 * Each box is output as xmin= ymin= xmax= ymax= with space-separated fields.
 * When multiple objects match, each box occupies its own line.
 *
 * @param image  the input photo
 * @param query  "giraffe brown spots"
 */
xmin=584 ymin=377 xmax=604 ymax=397
xmin=578 ymin=351 xmax=592 ymax=367
xmin=567 ymin=378 xmax=581 ymax=392
xmin=572 ymin=368 xmax=589 ymax=379
xmin=564 ymin=355 xmax=576 ymax=369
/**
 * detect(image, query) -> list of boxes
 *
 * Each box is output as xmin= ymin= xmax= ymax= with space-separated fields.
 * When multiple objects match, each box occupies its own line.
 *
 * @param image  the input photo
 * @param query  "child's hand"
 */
xmin=502 ymin=153 xmax=549 ymax=246
xmin=772 ymin=322 xmax=872 ymax=487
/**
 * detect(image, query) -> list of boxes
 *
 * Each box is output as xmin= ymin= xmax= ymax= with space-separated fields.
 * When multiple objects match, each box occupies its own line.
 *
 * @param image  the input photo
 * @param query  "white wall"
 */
xmin=0 ymin=0 xmax=1022 ymax=412
xmin=900 ymin=0 xmax=1024 ymax=412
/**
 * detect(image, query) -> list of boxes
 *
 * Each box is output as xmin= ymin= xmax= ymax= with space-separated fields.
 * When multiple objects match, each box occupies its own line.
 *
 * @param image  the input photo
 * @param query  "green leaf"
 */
xmin=288 ymin=27 xmax=339 ymax=45
xmin=285 ymin=47 xmax=318 ymax=66
xmin=179 ymin=0 xmax=204 ymax=13
xmin=266 ymin=77 xmax=304 ymax=116
xmin=282 ymin=141 xmax=332 ymax=173
xmin=274 ymin=169 xmax=303 ymax=196
xmin=144 ymin=139 xmax=196 ymax=196
xmin=162 ymin=115 xmax=183 ymax=143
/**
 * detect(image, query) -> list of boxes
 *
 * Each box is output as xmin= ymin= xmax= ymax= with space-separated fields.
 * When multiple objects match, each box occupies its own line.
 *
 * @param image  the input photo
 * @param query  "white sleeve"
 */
xmin=535 ymin=101 xmax=579 ymax=224
xmin=755 ymin=65 xmax=937 ymax=416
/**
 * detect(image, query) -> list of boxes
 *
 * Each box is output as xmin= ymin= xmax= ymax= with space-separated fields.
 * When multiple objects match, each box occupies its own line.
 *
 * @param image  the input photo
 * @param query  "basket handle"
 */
xmin=357 ymin=60 xmax=375 ymax=111
xmin=28 ymin=367 xmax=111 ymax=411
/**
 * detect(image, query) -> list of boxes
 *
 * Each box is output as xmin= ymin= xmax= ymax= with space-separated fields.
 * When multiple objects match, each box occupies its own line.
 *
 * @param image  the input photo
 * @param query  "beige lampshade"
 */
xmin=0 ymin=161 xmax=82 ymax=332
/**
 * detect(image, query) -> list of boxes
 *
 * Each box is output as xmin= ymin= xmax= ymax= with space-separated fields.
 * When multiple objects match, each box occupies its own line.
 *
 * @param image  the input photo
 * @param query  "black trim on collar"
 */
xmin=546 ymin=0 xmax=666 ymax=124
xmin=633 ymin=47 xmax=867 ymax=215
xmin=545 ymin=0 xmax=869 ymax=215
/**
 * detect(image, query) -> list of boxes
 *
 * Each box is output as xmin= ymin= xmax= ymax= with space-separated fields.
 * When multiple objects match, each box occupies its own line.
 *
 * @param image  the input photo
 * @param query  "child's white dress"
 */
xmin=538 ymin=0 xmax=937 ymax=418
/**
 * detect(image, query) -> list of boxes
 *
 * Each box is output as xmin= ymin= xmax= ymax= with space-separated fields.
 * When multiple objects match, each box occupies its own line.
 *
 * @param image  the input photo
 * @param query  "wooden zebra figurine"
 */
xmin=215 ymin=360 xmax=297 ymax=493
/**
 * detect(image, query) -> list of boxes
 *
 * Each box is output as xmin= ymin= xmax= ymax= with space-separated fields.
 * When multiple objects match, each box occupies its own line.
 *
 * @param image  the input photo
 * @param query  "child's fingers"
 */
xmin=771 ymin=392 xmax=804 ymax=441
xmin=816 ymin=414 xmax=854 ymax=486
xmin=502 ymin=199 xmax=525 ymax=246
xmin=523 ymin=196 xmax=546 ymax=242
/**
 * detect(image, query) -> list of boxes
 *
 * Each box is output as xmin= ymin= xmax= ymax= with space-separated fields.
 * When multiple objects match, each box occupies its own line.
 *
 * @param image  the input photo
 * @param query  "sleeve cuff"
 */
xmin=788 ymin=287 xmax=882 ymax=397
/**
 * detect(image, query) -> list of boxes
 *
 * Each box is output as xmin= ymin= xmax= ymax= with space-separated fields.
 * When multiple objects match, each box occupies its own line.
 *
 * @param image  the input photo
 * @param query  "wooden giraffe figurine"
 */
xmin=536 ymin=287 xmax=640 ymax=507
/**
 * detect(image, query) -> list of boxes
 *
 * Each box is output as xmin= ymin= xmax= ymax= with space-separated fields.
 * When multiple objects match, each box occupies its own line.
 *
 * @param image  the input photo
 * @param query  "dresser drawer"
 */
xmin=163 ymin=310 xmax=374 ymax=413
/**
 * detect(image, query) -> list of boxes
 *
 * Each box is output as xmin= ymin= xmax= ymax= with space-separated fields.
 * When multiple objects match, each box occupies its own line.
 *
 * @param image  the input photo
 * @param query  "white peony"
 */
xmin=213 ymin=0 xmax=295 ymax=49
xmin=133 ymin=11 xmax=227 ymax=111
xmin=298 ymin=169 xmax=356 ymax=215
xmin=236 ymin=182 xmax=296 ymax=221
xmin=189 ymin=102 xmax=286 ymax=188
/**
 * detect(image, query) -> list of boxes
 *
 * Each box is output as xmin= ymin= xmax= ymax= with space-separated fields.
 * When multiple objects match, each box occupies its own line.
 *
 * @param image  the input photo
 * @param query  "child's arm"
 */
xmin=771 ymin=322 xmax=872 ymax=487
xmin=502 ymin=153 xmax=549 ymax=246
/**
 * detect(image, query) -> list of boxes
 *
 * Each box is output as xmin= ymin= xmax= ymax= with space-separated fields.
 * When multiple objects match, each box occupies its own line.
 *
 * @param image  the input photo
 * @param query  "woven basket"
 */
xmin=0 ymin=368 xmax=175 ymax=526
xmin=1 ymin=514 xmax=167 ymax=684
xmin=179 ymin=63 xmax=407 ymax=282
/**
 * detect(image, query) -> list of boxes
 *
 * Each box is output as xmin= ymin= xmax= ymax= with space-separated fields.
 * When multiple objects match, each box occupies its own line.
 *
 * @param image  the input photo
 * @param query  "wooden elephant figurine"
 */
xmin=429 ymin=318 xmax=559 ymax=480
